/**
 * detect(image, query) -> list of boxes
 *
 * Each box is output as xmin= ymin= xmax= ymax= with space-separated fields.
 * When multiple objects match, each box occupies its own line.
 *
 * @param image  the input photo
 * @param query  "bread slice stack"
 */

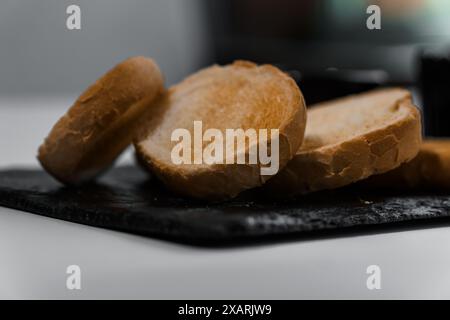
xmin=38 ymin=57 xmax=427 ymax=200
xmin=360 ymin=139 xmax=450 ymax=190
xmin=134 ymin=61 xmax=306 ymax=199
xmin=264 ymin=88 xmax=422 ymax=196
xmin=38 ymin=57 xmax=164 ymax=184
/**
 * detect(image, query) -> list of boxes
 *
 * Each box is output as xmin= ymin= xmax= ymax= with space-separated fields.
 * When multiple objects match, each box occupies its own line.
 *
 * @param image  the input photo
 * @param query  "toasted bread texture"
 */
xmin=38 ymin=56 xmax=164 ymax=184
xmin=264 ymin=88 xmax=422 ymax=195
xmin=135 ymin=60 xmax=306 ymax=199
xmin=360 ymin=139 xmax=450 ymax=189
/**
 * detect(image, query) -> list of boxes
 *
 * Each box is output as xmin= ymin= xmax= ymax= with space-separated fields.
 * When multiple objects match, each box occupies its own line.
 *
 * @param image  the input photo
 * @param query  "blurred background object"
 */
xmin=1 ymin=0 xmax=450 ymax=134
xmin=420 ymin=46 xmax=450 ymax=136
xmin=207 ymin=0 xmax=450 ymax=105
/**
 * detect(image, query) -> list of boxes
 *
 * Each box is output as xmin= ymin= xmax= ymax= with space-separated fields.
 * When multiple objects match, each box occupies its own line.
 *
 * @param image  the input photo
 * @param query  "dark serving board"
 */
xmin=0 ymin=165 xmax=450 ymax=246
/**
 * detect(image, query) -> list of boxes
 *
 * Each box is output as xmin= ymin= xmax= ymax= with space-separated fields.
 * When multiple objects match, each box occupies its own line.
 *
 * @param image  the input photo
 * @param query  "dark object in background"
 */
xmin=205 ymin=0 xmax=413 ymax=104
xmin=1 ymin=166 xmax=450 ymax=246
xmin=288 ymin=68 xmax=388 ymax=105
xmin=420 ymin=47 xmax=450 ymax=137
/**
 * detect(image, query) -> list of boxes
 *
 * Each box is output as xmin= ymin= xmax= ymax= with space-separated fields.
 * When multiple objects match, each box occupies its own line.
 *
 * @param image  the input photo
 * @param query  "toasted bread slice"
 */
xmin=38 ymin=56 xmax=164 ymax=184
xmin=360 ymin=139 xmax=450 ymax=189
xmin=264 ymin=88 xmax=422 ymax=195
xmin=135 ymin=60 xmax=306 ymax=199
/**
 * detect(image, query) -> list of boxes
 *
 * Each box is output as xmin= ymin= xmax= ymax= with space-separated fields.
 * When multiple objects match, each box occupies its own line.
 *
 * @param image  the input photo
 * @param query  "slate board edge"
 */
xmin=1 ymin=187 xmax=450 ymax=246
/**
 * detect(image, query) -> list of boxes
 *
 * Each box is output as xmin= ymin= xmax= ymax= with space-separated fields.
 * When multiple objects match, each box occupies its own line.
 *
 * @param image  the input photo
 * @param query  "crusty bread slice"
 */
xmin=264 ymin=88 xmax=422 ymax=195
xmin=38 ymin=56 xmax=164 ymax=184
xmin=134 ymin=60 xmax=306 ymax=199
xmin=360 ymin=139 xmax=450 ymax=189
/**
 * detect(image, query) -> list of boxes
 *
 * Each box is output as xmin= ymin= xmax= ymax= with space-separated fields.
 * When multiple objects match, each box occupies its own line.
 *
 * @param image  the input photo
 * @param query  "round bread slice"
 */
xmin=134 ymin=60 xmax=306 ymax=199
xmin=38 ymin=56 xmax=164 ymax=184
xmin=264 ymin=88 xmax=422 ymax=195
xmin=360 ymin=139 xmax=450 ymax=190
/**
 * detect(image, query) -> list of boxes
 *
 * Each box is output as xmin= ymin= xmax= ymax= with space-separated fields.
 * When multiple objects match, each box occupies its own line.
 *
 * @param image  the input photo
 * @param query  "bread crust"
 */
xmin=360 ymin=139 xmax=450 ymax=189
xmin=264 ymin=88 xmax=422 ymax=195
xmin=134 ymin=60 xmax=307 ymax=199
xmin=38 ymin=56 xmax=164 ymax=184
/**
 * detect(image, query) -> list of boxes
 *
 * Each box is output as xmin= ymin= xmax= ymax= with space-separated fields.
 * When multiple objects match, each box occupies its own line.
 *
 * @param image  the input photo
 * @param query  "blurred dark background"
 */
xmin=207 ymin=0 xmax=450 ymax=78
xmin=204 ymin=0 xmax=450 ymax=136
xmin=1 ymin=0 xmax=450 ymax=135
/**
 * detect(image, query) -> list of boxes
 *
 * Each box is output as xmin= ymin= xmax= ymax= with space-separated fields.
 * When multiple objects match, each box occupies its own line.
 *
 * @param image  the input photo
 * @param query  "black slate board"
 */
xmin=0 ymin=165 xmax=450 ymax=246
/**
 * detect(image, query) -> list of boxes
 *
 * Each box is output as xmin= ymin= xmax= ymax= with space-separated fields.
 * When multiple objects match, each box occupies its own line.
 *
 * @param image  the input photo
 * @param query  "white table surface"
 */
xmin=1 ymin=96 xmax=450 ymax=300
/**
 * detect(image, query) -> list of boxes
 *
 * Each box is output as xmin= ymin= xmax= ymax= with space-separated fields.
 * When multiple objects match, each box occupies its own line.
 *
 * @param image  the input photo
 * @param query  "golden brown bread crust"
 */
xmin=134 ymin=60 xmax=307 ymax=199
xmin=264 ymin=88 xmax=422 ymax=196
xmin=38 ymin=56 xmax=164 ymax=184
xmin=360 ymin=139 xmax=450 ymax=189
